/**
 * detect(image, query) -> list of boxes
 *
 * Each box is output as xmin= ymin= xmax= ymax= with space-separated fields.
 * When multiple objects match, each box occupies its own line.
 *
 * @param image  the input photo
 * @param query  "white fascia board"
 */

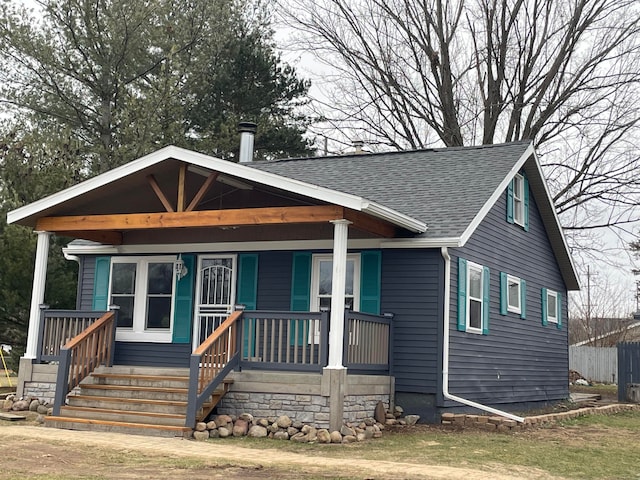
xmin=8 ymin=145 xmax=190 ymax=225
xmin=458 ymin=143 xmax=535 ymax=246
xmin=8 ymin=144 xmax=425 ymax=233
xmin=362 ymin=202 xmax=427 ymax=233
xmin=62 ymin=236 xmax=457 ymax=256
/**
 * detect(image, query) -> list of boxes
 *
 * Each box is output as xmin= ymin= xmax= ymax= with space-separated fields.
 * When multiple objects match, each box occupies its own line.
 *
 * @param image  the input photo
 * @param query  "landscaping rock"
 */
xmin=287 ymin=427 xmax=299 ymax=437
xmin=248 ymin=425 xmax=268 ymax=438
xmin=317 ymin=429 xmax=331 ymax=443
xmin=273 ymin=431 xmax=289 ymax=440
xmin=233 ymin=419 xmax=249 ymax=437
xmin=340 ymin=425 xmax=355 ymax=437
xmin=342 ymin=435 xmax=357 ymax=444
xmin=218 ymin=427 xmax=230 ymax=438
xmin=276 ymin=415 xmax=292 ymax=428
xmin=290 ymin=432 xmax=308 ymax=442
xmin=36 ymin=405 xmax=49 ymax=415
xmin=2 ymin=399 xmax=13 ymax=411
xmin=193 ymin=431 xmax=209 ymax=441
xmin=215 ymin=414 xmax=232 ymax=426
xmin=239 ymin=413 xmax=253 ymax=422
xmin=206 ymin=420 xmax=217 ymax=430
xmin=405 ymin=415 xmax=420 ymax=426
xmin=11 ymin=400 xmax=29 ymax=411
xmin=209 ymin=429 xmax=220 ymax=438
xmin=330 ymin=430 xmax=343 ymax=443
xmin=195 ymin=422 xmax=207 ymax=432
xmin=29 ymin=400 xmax=40 ymax=412
xmin=374 ymin=401 xmax=386 ymax=424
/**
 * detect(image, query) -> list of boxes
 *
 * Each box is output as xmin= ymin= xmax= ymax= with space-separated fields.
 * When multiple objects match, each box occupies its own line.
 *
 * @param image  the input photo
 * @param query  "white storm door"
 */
xmin=193 ymin=255 xmax=237 ymax=348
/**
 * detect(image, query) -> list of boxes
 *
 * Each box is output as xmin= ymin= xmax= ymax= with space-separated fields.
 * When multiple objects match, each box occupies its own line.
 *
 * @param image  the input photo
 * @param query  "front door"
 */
xmin=193 ymin=255 xmax=236 ymax=348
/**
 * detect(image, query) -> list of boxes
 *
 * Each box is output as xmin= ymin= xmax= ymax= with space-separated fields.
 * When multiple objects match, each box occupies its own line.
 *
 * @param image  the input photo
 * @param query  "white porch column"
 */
xmin=25 ymin=231 xmax=51 ymax=359
xmin=327 ymin=219 xmax=351 ymax=368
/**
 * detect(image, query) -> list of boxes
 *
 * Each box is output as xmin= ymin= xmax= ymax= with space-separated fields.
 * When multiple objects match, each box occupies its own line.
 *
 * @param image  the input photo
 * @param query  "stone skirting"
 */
xmin=16 ymin=359 xmax=57 ymax=404
xmin=216 ymin=370 xmax=393 ymax=429
xmin=441 ymin=403 xmax=640 ymax=431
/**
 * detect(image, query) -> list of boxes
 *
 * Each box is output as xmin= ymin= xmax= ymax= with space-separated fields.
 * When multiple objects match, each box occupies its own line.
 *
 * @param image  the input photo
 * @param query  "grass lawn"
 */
xmin=220 ymin=409 xmax=640 ymax=479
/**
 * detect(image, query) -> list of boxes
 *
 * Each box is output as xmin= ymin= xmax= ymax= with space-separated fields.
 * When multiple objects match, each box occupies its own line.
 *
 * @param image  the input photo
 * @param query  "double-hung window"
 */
xmin=109 ymin=256 xmax=176 ymax=342
xmin=500 ymin=272 xmax=526 ymax=318
xmin=542 ymin=288 xmax=562 ymax=329
xmin=507 ymin=172 xmax=529 ymax=230
xmin=457 ymin=258 xmax=490 ymax=335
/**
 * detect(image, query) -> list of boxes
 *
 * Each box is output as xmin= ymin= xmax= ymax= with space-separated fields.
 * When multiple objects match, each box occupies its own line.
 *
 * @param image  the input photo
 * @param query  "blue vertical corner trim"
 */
xmin=523 ymin=175 xmax=530 ymax=232
xmin=557 ymin=293 xmax=563 ymax=330
xmin=457 ymin=257 xmax=467 ymax=332
xmin=360 ymin=250 xmax=381 ymax=315
xmin=92 ymin=256 xmax=111 ymax=311
xmin=290 ymin=252 xmax=312 ymax=311
xmin=172 ymin=254 xmax=195 ymax=343
xmin=541 ymin=288 xmax=548 ymax=326
xmin=499 ymin=272 xmax=508 ymax=315
xmin=482 ymin=266 xmax=490 ymax=335
xmin=520 ymin=279 xmax=527 ymax=319
xmin=237 ymin=254 xmax=259 ymax=310
xmin=506 ymin=179 xmax=514 ymax=224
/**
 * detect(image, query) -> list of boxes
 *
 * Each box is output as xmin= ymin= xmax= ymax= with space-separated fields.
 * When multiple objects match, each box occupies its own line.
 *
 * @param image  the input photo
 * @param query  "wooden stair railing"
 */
xmin=186 ymin=309 xmax=242 ymax=427
xmin=52 ymin=311 xmax=117 ymax=416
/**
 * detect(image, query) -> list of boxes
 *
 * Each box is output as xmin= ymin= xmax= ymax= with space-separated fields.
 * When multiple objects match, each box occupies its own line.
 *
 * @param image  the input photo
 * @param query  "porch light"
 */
xmin=175 ymin=254 xmax=188 ymax=281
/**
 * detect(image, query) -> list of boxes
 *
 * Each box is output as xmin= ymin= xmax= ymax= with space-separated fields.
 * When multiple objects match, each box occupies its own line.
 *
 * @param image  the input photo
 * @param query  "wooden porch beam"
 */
xmin=55 ymin=230 xmax=124 ymax=245
xmin=344 ymin=209 xmax=397 ymax=238
xmin=177 ymin=163 xmax=187 ymax=212
xmin=146 ymin=175 xmax=174 ymax=213
xmin=36 ymin=205 xmax=347 ymax=232
xmin=186 ymin=172 xmax=219 ymax=212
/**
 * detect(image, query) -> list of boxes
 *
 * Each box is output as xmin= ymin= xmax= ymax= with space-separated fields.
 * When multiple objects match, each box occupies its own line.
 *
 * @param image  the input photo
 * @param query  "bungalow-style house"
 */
xmin=7 ymin=133 xmax=579 ymax=436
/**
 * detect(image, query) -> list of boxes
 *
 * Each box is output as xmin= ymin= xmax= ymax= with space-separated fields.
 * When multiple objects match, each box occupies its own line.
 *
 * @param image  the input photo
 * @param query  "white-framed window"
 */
xmin=310 ymin=254 xmax=361 ymax=312
xmin=546 ymin=289 xmax=558 ymax=324
xmin=109 ymin=256 xmax=177 ymax=342
xmin=309 ymin=253 xmax=361 ymax=343
xmin=513 ymin=173 xmax=525 ymax=226
xmin=467 ymin=262 xmax=484 ymax=333
xmin=458 ymin=257 xmax=490 ymax=335
xmin=500 ymin=272 xmax=526 ymax=318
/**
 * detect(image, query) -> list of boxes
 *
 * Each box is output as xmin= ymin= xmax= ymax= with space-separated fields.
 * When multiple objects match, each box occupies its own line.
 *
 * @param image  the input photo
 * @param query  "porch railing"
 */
xmin=36 ymin=308 xmax=107 ymax=362
xmin=186 ymin=309 xmax=242 ymax=427
xmin=52 ymin=310 xmax=117 ymax=415
xmin=344 ymin=311 xmax=394 ymax=374
xmin=240 ymin=311 xmax=329 ymax=372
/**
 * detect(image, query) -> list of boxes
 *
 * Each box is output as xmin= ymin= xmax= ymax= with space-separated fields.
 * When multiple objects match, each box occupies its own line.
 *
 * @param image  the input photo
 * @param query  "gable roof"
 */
xmin=7 ymin=141 xmax=579 ymax=289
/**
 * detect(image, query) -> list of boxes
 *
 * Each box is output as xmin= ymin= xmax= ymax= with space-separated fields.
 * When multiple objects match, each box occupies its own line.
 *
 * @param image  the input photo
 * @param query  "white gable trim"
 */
xmin=459 ymin=143 xmax=535 ymax=246
xmin=7 ymin=145 xmax=426 ymax=233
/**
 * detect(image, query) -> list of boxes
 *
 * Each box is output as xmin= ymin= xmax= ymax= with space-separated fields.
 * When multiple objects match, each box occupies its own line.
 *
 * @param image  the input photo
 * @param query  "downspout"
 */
xmin=441 ymin=247 xmax=525 ymax=423
xmin=64 ymin=251 xmax=83 ymax=311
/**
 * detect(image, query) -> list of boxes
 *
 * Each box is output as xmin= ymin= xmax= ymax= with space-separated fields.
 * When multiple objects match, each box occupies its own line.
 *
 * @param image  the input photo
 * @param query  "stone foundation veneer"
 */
xmin=217 ymin=370 xmax=393 ymax=429
xmin=16 ymin=359 xmax=58 ymax=404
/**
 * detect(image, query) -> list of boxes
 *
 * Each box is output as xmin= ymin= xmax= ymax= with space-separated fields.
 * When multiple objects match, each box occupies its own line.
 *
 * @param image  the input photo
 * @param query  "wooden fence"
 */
xmin=569 ymin=346 xmax=617 ymax=383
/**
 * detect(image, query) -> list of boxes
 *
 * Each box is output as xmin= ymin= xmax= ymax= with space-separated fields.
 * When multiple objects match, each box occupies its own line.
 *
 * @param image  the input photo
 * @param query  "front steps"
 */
xmin=45 ymin=366 xmax=232 ymax=437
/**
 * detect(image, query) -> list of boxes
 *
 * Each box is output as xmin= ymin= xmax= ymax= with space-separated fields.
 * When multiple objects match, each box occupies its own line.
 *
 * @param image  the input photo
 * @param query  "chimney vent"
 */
xmin=352 ymin=139 xmax=365 ymax=154
xmin=238 ymin=121 xmax=257 ymax=163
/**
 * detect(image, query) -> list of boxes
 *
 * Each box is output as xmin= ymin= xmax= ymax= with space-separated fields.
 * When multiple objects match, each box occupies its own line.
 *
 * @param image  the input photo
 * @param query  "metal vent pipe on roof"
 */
xmin=352 ymin=139 xmax=364 ymax=154
xmin=238 ymin=121 xmax=257 ymax=163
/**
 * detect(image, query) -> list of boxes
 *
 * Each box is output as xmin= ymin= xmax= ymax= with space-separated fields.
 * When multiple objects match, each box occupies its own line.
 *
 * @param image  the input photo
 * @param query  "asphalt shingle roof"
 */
xmin=249 ymin=141 xmax=531 ymax=239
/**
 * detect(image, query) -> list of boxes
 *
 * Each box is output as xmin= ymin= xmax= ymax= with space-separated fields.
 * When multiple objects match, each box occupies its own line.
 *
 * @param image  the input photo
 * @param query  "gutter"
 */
xmin=441 ymin=247 xmax=525 ymax=423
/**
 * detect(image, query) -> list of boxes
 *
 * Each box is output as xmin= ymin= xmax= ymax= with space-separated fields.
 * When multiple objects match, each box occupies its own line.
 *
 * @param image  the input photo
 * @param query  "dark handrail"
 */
xmin=186 ymin=310 xmax=242 ymax=426
xmin=52 ymin=310 xmax=117 ymax=415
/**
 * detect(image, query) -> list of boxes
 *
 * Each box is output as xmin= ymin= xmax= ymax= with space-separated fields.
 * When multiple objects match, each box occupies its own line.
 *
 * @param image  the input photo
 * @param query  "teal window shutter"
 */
xmin=360 ymin=250 xmax=381 ymax=314
xmin=290 ymin=252 xmax=312 ymax=345
xmin=482 ymin=266 xmax=490 ymax=335
xmin=523 ymin=176 xmax=530 ymax=232
xmin=172 ymin=254 xmax=195 ymax=343
xmin=237 ymin=254 xmax=258 ymax=310
xmin=541 ymin=288 xmax=548 ymax=326
xmin=237 ymin=254 xmax=259 ymax=355
xmin=457 ymin=257 xmax=467 ymax=332
xmin=499 ymin=272 xmax=508 ymax=315
xmin=557 ymin=293 xmax=563 ymax=330
xmin=92 ymin=256 xmax=111 ymax=310
xmin=520 ymin=279 xmax=527 ymax=319
xmin=506 ymin=180 xmax=514 ymax=224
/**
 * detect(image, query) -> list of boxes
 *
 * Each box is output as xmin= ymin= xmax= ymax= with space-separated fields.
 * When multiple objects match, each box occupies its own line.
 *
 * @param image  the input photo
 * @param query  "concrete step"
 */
xmin=88 ymin=373 xmax=190 ymax=389
xmin=44 ymin=416 xmax=193 ymax=438
xmin=59 ymin=406 xmax=186 ymax=427
xmin=78 ymin=384 xmax=189 ymax=401
xmin=94 ymin=365 xmax=190 ymax=377
xmin=66 ymin=395 xmax=188 ymax=415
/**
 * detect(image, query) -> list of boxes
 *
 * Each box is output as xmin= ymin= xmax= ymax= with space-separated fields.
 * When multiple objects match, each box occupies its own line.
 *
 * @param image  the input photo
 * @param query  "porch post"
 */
xmin=327 ymin=219 xmax=350 ymax=368
xmin=25 ymin=231 xmax=51 ymax=359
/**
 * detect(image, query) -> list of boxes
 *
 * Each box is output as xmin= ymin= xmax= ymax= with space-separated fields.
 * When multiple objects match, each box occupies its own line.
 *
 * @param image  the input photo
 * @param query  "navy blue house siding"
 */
xmin=448 ymin=188 xmax=569 ymax=408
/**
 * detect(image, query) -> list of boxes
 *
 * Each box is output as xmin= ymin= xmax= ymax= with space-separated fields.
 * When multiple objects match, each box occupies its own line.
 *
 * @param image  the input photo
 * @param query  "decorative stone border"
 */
xmin=441 ymin=404 xmax=640 ymax=432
